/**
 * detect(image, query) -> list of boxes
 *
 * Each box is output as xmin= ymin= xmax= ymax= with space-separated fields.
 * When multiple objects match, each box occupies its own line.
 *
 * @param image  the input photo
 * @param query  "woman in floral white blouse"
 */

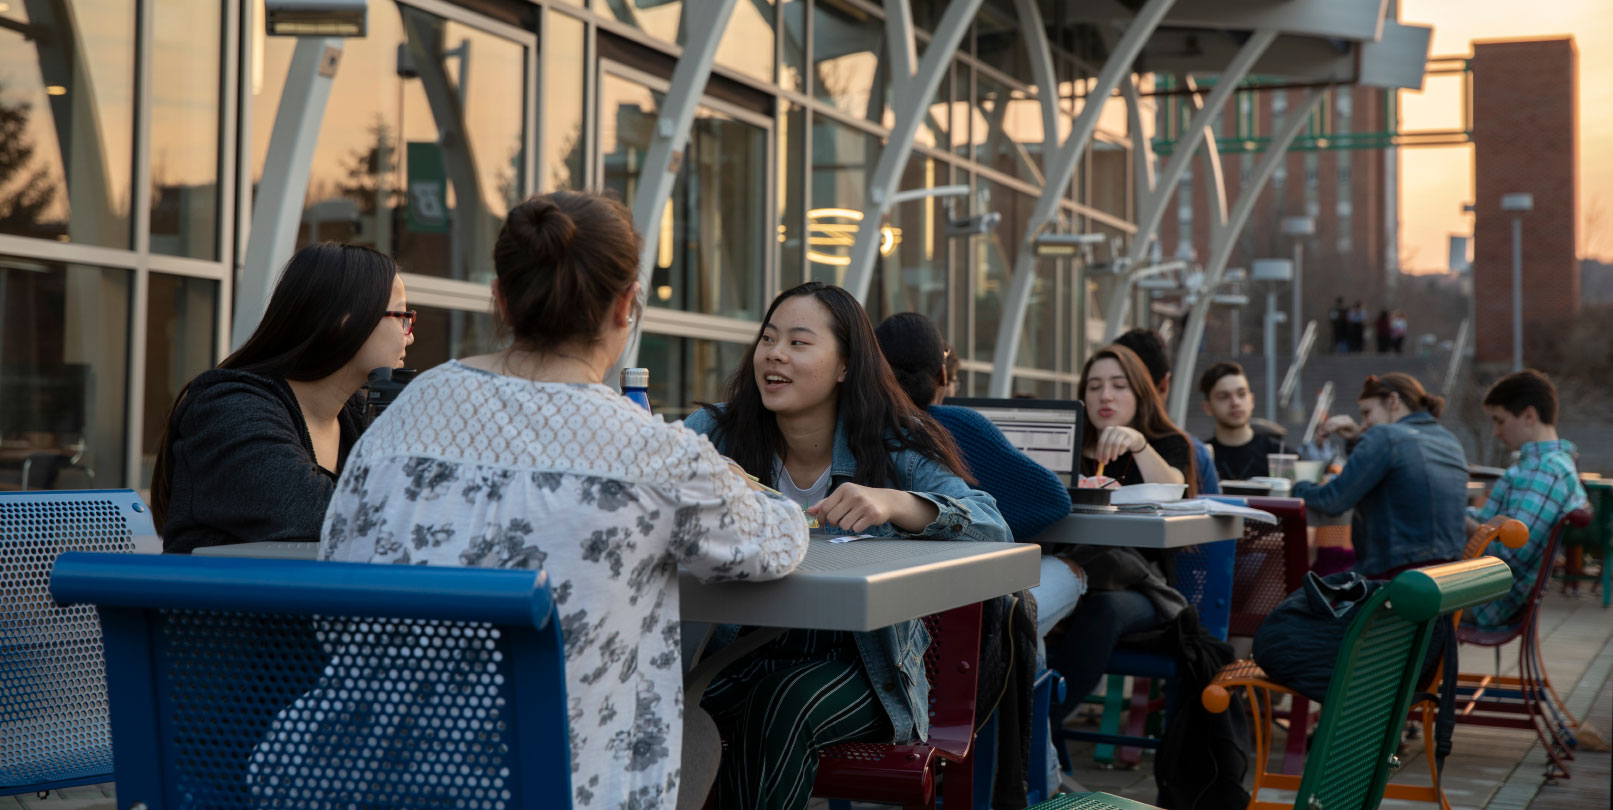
xmin=315 ymin=192 xmax=810 ymax=810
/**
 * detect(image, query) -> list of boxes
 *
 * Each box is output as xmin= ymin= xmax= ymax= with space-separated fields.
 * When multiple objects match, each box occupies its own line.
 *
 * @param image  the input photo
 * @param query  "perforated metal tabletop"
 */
xmin=1032 ymin=511 xmax=1242 ymax=548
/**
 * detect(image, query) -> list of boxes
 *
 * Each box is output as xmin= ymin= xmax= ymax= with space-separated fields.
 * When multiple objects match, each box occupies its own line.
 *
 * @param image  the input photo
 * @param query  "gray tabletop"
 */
xmin=679 ymin=540 xmax=1040 ymax=631
xmin=197 ymin=539 xmax=1042 ymax=633
xmin=1032 ymin=511 xmax=1243 ymax=548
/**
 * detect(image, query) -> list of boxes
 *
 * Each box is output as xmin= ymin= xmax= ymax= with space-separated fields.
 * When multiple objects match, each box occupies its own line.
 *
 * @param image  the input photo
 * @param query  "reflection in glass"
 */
xmin=543 ymin=9 xmax=587 ymax=192
xmin=808 ymin=117 xmax=878 ymax=286
xmin=0 ymin=256 xmax=130 ymax=490
xmin=973 ymin=182 xmax=1044 ymax=382
xmin=812 ymin=2 xmax=886 ymax=121
xmin=0 ymin=0 xmax=134 ymax=247
xmin=638 ymin=334 xmax=749 ymax=421
xmin=868 ymin=156 xmax=947 ymax=330
xmin=251 ymin=1 xmax=528 ymax=284
xmin=973 ymin=74 xmax=1046 ymax=187
xmin=150 ymin=0 xmax=223 ymax=260
xmin=600 ymin=73 xmax=767 ymax=321
xmin=142 ymin=274 xmax=218 ymax=487
xmin=1090 ymin=141 xmax=1129 ymax=221
xmin=779 ymin=102 xmax=805 ymax=290
xmin=406 ymin=304 xmax=504 ymax=372
xmin=606 ymin=0 xmax=775 ymax=84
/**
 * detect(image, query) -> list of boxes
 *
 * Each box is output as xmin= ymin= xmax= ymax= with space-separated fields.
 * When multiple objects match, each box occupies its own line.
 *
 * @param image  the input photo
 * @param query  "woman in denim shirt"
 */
xmin=683 ymin=282 xmax=1008 ymax=810
xmin=1294 ymin=373 xmax=1469 ymax=578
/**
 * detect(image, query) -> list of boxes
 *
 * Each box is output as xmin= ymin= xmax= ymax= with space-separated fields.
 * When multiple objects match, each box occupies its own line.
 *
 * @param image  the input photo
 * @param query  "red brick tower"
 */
xmin=1471 ymin=37 xmax=1579 ymax=365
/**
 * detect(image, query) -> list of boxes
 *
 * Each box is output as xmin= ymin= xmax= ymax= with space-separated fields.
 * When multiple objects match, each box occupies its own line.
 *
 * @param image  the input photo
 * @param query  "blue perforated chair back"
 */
xmin=1170 ymin=538 xmax=1236 ymax=641
xmin=49 ymin=553 xmax=572 ymax=809
xmin=1 ymin=490 xmax=152 ymax=794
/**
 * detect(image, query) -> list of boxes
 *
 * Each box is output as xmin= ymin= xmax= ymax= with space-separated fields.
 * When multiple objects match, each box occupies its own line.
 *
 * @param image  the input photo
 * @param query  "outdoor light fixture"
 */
xmin=1032 ymin=232 xmax=1107 ymax=258
xmin=806 ymin=209 xmax=901 ymax=266
xmin=265 ymin=0 xmax=368 ymax=37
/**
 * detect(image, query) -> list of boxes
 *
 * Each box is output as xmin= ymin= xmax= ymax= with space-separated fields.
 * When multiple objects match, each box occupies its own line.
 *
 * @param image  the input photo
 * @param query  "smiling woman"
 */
xmin=681 ymin=281 xmax=1007 ymax=810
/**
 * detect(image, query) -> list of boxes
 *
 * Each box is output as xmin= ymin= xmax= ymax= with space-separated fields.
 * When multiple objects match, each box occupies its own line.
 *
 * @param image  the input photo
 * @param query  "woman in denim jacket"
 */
xmin=683 ymin=282 xmax=1008 ymax=810
xmin=1294 ymin=373 xmax=1469 ymax=578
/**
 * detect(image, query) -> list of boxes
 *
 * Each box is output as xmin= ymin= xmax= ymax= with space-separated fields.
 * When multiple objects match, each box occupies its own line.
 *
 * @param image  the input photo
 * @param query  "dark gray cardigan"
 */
xmin=160 ymin=369 xmax=367 ymax=554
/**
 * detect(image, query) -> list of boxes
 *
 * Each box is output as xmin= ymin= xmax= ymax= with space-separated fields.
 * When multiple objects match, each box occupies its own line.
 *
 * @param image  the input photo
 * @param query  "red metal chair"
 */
xmin=815 ymin=602 xmax=983 ymax=809
xmin=1454 ymin=507 xmax=1593 ymax=780
xmin=1225 ymin=497 xmax=1310 ymax=638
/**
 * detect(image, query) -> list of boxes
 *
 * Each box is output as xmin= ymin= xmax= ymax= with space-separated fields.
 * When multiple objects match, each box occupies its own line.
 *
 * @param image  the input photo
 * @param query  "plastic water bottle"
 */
xmin=621 ymin=368 xmax=652 ymax=412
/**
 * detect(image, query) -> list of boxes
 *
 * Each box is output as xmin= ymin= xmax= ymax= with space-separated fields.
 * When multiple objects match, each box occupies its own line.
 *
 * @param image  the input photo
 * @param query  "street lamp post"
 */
xmin=1281 ymin=217 xmax=1315 ymax=357
xmin=1500 ymin=193 xmax=1533 ymax=372
xmin=1252 ymin=259 xmax=1294 ymax=422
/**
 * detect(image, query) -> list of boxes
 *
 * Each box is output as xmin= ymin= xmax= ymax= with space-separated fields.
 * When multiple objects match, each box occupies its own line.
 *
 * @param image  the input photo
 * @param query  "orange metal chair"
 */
xmin=1200 ymin=516 xmax=1527 ymax=810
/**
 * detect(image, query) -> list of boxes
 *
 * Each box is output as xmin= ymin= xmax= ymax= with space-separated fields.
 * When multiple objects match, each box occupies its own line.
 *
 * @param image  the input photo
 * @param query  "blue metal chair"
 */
xmin=49 ymin=552 xmax=572 ymax=809
xmin=1 ymin=489 xmax=152 ymax=796
xmin=1055 ymin=537 xmax=1238 ymax=768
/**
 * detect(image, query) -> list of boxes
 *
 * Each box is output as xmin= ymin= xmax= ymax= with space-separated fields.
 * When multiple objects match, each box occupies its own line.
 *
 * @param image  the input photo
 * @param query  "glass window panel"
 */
xmin=1090 ymin=140 xmax=1128 ymax=221
xmin=605 ymin=1 xmax=775 ymax=84
xmin=812 ymin=2 xmax=886 ymax=122
xmin=141 ymin=274 xmax=218 ymax=487
xmin=601 ymin=73 xmax=767 ymax=320
xmin=1015 ymin=255 xmax=1057 ymax=371
xmin=951 ymin=62 xmax=972 ymax=159
xmin=638 ymin=333 xmax=750 ymax=420
xmin=542 ymin=9 xmax=587 ymax=192
xmin=781 ymin=0 xmax=806 ymax=92
xmin=149 ymin=0 xmax=223 ymax=260
xmin=867 ymin=155 xmax=947 ymax=330
xmin=808 ymin=116 xmax=878 ymax=286
xmin=0 ymin=0 xmax=134 ymax=247
xmin=1013 ymin=378 xmax=1056 ymax=399
xmin=405 ymin=304 xmax=504 ymax=372
xmin=779 ymin=101 xmax=805 ymax=290
xmin=973 ymin=74 xmax=1044 ymax=186
xmin=250 ymin=1 xmax=529 ymax=284
xmin=974 ymin=15 xmax=1031 ymax=89
xmin=972 ymin=182 xmax=1036 ymax=383
xmin=0 ymin=256 xmax=130 ymax=490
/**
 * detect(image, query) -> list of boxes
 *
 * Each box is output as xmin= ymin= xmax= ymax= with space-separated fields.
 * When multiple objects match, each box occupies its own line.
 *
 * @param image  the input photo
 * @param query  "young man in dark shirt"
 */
xmin=1199 ymin=361 xmax=1286 ymax=481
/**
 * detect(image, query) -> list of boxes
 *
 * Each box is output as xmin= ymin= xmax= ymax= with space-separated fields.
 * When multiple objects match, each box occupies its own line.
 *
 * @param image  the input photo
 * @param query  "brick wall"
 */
xmin=1471 ymin=37 xmax=1580 ymax=364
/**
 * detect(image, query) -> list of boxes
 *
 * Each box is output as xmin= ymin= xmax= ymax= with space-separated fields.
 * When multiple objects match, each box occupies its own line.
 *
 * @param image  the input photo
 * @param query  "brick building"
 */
xmin=1157 ymin=85 xmax=1395 ymax=350
xmin=1471 ymin=37 xmax=1580 ymax=365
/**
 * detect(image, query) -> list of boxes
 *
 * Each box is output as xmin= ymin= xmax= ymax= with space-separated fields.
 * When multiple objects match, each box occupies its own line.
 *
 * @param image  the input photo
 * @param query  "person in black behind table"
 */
xmin=1198 ymin=361 xmax=1287 ymax=481
xmin=151 ymin=243 xmax=415 ymax=553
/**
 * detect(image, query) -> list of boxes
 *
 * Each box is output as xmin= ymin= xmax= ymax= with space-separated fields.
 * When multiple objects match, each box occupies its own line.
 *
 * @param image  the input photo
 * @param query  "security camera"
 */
xmin=946 ymin=211 xmax=1001 ymax=238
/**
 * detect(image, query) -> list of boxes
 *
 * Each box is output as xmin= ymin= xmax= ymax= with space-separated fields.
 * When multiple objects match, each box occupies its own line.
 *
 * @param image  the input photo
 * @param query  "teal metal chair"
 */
xmin=1029 ymin=557 xmax=1514 ymax=810
xmin=1 ymin=490 xmax=152 ymax=797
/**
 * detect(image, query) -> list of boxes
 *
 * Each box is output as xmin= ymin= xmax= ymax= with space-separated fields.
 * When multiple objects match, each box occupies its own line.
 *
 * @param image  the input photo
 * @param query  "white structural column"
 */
xmin=840 ymin=0 xmax=984 ymax=303
xmin=403 ymin=10 xmax=488 ymax=286
xmin=234 ymin=37 xmax=347 ymax=349
xmin=1101 ymin=30 xmax=1275 ymax=343
xmin=1167 ymin=87 xmax=1326 ymax=423
xmin=1013 ymin=0 xmax=1060 ymax=178
xmin=985 ymin=0 xmax=1179 ymax=397
xmin=618 ymin=0 xmax=741 ymax=368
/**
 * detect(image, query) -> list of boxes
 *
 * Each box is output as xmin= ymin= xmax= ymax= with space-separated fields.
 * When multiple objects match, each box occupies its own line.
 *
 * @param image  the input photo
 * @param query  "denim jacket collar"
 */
xmin=830 ymin=416 xmax=858 ymax=479
xmin=1397 ymin=411 xmax=1438 ymax=427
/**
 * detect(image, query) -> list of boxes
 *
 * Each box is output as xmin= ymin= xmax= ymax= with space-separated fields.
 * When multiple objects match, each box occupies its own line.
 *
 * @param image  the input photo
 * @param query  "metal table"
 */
xmin=1031 ymin=511 xmax=1242 ymax=549
xmin=196 ymin=539 xmax=1042 ymax=633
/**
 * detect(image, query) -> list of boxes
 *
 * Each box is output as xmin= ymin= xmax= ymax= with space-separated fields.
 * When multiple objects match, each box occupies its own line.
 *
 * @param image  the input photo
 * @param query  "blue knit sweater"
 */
xmin=929 ymin=405 xmax=1072 ymax=542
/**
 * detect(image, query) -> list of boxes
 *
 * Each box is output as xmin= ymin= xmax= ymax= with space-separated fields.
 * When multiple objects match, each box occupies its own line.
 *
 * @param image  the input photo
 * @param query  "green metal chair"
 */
xmin=1027 ymin=557 xmax=1514 ymax=810
xmin=1558 ymin=477 xmax=1610 ymax=607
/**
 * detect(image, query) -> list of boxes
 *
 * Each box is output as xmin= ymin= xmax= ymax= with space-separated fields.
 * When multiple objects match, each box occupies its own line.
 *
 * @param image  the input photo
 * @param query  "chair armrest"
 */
xmin=1201 ymin=658 xmax=1300 ymax=714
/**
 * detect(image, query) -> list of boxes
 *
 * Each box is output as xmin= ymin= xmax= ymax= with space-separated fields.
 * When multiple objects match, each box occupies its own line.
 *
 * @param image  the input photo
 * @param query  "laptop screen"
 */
xmin=945 ymin=398 xmax=1085 ymax=484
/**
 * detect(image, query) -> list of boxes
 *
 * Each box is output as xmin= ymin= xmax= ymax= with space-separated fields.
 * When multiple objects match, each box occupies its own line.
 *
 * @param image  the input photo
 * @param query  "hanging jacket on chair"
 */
xmin=1151 ymin=606 xmax=1251 ymax=810
xmin=973 ymin=590 xmax=1039 ymax=809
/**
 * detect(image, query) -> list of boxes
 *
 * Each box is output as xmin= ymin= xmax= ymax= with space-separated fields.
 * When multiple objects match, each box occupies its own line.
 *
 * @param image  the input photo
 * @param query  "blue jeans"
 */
xmin=1047 ymin=589 xmax=1160 ymax=720
xmin=1030 ymin=555 xmax=1087 ymax=639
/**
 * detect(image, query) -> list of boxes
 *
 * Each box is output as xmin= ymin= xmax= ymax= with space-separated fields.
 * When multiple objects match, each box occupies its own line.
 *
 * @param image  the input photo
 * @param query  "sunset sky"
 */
xmin=1399 ymin=0 xmax=1613 ymax=269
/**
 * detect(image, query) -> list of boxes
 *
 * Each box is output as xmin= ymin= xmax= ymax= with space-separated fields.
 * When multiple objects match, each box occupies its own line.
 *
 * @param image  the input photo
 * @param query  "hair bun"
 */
xmin=521 ymin=198 xmax=579 ymax=264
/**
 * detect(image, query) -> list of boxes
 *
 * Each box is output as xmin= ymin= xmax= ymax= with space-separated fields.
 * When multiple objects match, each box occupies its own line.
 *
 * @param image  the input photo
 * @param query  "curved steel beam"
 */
xmin=841 ymin=0 xmax=984 ymax=303
xmin=1167 ymin=87 xmax=1326 ymax=423
xmin=618 ymin=0 xmax=741 ymax=368
xmin=1102 ymin=29 xmax=1275 ymax=343
xmin=985 ymin=0 xmax=1180 ymax=397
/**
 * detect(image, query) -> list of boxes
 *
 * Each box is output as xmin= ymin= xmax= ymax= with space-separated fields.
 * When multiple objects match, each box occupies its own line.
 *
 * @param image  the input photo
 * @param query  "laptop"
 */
xmin=945 ymin=398 xmax=1085 ymax=487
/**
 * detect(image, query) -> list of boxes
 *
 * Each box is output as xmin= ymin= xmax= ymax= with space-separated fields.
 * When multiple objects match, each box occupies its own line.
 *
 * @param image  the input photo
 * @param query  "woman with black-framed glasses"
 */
xmin=151 ymin=241 xmax=416 ymax=554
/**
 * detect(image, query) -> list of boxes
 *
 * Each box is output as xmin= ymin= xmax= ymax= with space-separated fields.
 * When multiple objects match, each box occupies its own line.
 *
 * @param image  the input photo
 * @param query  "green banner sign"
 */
xmin=406 ymin=142 xmax=448 ymax=233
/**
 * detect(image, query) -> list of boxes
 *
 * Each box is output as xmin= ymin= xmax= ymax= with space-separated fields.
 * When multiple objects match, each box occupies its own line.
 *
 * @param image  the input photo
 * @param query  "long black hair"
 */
xmin=874 ymin=312 xmax=946 ymax=409
xmin=701 ymin=283 xmax=972 ymax=488
xmin=150 ymin=242 xmax=399 ymax=530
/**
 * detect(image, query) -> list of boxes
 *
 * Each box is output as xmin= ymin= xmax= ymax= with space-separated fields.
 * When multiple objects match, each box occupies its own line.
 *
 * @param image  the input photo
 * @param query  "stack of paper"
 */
xmin=1154 ymin=498 xmax=1279 ymax=525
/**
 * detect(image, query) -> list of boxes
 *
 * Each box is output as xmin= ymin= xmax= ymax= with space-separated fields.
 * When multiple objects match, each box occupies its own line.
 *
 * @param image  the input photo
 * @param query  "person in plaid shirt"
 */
xmin=1464 ymin=370 xmax=1588 ymax=627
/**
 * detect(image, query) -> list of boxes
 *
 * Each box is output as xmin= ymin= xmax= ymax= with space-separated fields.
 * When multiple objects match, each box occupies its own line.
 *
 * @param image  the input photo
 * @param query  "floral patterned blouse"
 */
xmin=315 ymin=361 xmax=810 ymax=809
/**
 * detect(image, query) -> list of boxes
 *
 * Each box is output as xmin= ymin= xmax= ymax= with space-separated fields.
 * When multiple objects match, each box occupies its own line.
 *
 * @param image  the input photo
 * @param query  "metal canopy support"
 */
xmin=1101 ymin=29 xmax=1275 ymax=343
xmin=618 ymin=0 xmax=741 ymax=368
xmin=841 ymin=0 xmax=984 ymax=304
xmin=1167 ymin=87 xmax=1327 ymax=423
xmin=985 ymin=0 xmax=1179 ymax=397
xmin=1013 ymin=0 xmax=1059 ymax=178
xmin=234 ymin=37 xmax=346 ymax=349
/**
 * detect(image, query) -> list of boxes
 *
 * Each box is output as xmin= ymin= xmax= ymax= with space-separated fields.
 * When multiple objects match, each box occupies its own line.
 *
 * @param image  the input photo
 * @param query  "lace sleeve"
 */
xmin=662 ymin=429 xmax=810 ymax=583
